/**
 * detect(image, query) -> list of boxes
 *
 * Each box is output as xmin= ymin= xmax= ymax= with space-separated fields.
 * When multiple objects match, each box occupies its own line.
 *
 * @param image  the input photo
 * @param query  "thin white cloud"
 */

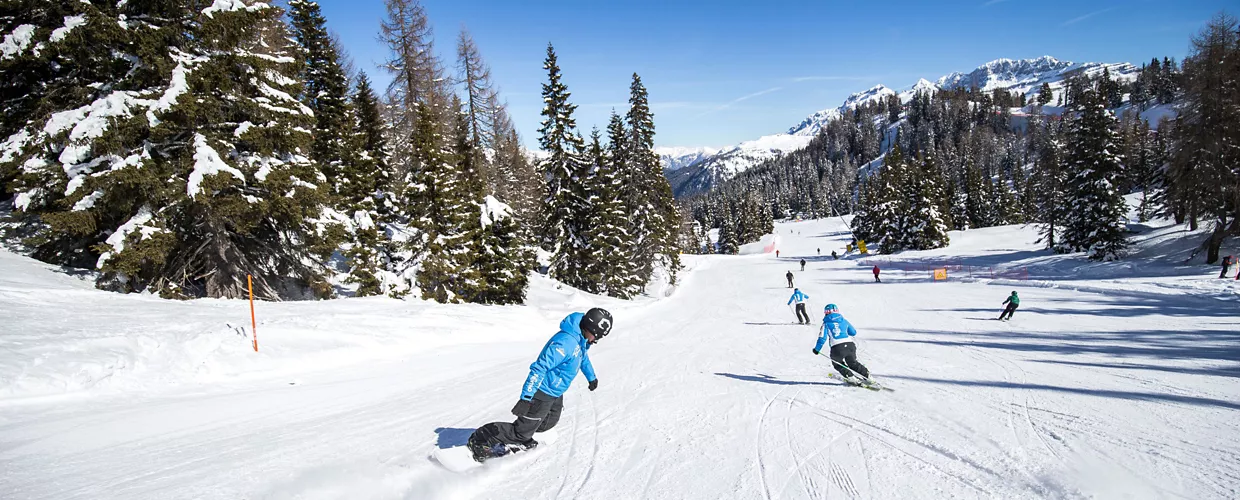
xmin=790 ymin=75 xmax=879 ymax=83
xmin=692 ymin=86 xmax=784 ymax=118
xmin=981 ymin=0 xmax=1010 ymax=6
xmin=725 ymin=86 xmax=784 ymax=106
xmin=1062 ymin=8 xmax=1116 ymax=27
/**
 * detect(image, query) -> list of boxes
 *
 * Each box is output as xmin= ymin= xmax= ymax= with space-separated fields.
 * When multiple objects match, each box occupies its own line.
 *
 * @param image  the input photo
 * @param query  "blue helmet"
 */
xmin=824 ymin=303 xmax=839 ymax=314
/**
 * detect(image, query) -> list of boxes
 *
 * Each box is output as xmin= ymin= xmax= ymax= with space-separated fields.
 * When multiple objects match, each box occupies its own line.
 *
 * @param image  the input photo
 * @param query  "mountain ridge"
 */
xmin=662 ymin=55 xmax=1140 ymax=197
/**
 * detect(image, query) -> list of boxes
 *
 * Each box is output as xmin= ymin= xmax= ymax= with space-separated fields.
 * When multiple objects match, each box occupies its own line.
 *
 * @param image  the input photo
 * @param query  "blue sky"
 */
xmin=317 ymin=0 xmax=1232 ymax=149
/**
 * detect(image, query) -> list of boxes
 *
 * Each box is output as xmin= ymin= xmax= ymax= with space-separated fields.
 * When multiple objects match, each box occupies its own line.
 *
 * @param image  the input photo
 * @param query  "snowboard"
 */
xmin=430 ymin=429 xmax=558 ymax=473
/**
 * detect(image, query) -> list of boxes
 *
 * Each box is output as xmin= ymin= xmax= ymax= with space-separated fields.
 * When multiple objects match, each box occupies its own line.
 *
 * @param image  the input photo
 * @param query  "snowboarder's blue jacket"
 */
xmin=787 ymin=289 xmax=809 ymax=305
xmin=521 ymin=312 xmax=597 ymax=400
xmin=816 ymin=312 xmax=858 ymax=351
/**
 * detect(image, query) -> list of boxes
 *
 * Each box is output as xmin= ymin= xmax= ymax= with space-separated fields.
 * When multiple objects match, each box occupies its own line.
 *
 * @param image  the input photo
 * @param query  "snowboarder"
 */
xmin=800 ymin=259 xmax=806 ymax=271
xmin=786 ymin=270 xmax=794 ymax=288
xmin=1221 ymin=256 xmax=1233 ymax=279
xmin=831 ymin=250 xmax=838 ymax=260
xmin=872 ymin=265 xmax=881 ymax=283
xmin=788 ymin=288 xmax=811 ymax=324
xmin=813 ymin=304 xmax=870 ymax=383
xmin=998 ymin=291 xmax=1020 ymax=321
xmin=466 ymin=308 xmax=612 ymax=462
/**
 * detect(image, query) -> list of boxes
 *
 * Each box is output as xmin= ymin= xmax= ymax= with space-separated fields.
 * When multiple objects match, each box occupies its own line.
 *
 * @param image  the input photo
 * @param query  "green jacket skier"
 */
xmin=998 ymin=291 xmax=1020 ymax=321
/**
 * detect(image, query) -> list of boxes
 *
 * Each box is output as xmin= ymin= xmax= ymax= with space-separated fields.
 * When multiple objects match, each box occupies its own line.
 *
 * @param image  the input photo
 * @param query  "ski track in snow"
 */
xmin=2 ymin=217 xmax=1239 ymax=499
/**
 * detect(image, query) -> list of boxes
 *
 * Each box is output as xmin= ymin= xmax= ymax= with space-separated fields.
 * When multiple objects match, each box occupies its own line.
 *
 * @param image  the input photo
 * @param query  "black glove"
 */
xmin=813 ymin=349 xmax=820 ymax=355
xmin=588 ymin=379 xmax=599 ymax=391
xmin=511 ymin=399 xmax=532 ymax=417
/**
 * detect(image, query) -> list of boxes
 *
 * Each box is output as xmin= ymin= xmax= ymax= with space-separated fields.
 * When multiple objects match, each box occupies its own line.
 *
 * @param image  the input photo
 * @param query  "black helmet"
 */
xmin=580 ymin=308 xmax=613 ymax=342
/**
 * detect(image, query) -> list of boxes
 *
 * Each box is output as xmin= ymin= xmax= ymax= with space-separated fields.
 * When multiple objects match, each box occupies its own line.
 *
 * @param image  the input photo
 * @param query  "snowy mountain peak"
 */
xmin=842 ymin=85 xmax=896 ymax=110
xmin=657 ymin=146 xmax=719 ymax=171
xmin=911 ymin=78 xmax=937 ymax=92
xmin=935 ymin=56 xmax=1077 ymax=92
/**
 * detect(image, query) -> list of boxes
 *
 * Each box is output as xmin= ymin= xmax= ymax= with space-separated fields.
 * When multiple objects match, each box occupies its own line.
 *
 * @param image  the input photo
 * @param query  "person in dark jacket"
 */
xmin=467 ymin=308 xmax=613 ymax=462
xmin=786 ymin=270 xmax=794 ymax=288
xmin=998 ymin=291 xmax=1020 ymax=321
xmin=800 ymin=259 xmax=806 ymax=271
xmin=1222 ymin=256 xmax=1233 ymax=279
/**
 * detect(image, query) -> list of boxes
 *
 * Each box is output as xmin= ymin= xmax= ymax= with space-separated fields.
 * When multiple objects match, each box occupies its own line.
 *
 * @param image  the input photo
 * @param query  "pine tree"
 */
xmin=408 ymin=98 xmax=482 ymax=302
xmin=2 ymin=0 xmax=158 ymax=263
xmin=1057 ymin=88 xmax=1128 ymax=260
xmin=0 ymin=1 xmax=141 ymax=195
xmin=903 ymin=154 xmax=951 ymax=250
xmin=581 ymin=126 xmax=634 ymax=297
xmin=537 ymin=44 xmax=591 ymax=288
xmin=717 ymin=209 xmax=739 ymax=255
xmin=473 ymin=194 xmax=533 ymax=304
xmin=601 ymin=111 xmax=644 ymax=296
xmin=624 ymin=73 xmax=679 ymax=287
xmin=870 ymin=146 xmax=909 ymax=254
xmin=8 ymin=1 xmax=338 ymax=299
xmin=289 ymin=0 xmax=352 ymax=192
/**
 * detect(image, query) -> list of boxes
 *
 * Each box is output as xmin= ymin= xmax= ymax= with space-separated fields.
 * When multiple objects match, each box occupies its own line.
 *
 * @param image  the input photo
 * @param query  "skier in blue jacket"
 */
xmin=813 ymin=304 xmax=870 ymax=382
xmin=788 ymin=288 xmax=811 ymax=324
xmin=467 ymin=308 xmax=613 ymax=462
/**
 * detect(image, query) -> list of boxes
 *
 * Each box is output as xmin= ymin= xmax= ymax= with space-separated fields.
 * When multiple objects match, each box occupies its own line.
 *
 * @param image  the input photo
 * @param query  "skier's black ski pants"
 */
xmin=999 ymin=303 xmax=1018 ymax=320
xmin=829 ymin=342 xmax=869 ymax=379
xmin=794 ymin=303 xmax=809 ymax=323
xmin=470 ymin=391 xmax=563 ymax=448
xmin=1222 ymin=265 xmax=1232 ymax=278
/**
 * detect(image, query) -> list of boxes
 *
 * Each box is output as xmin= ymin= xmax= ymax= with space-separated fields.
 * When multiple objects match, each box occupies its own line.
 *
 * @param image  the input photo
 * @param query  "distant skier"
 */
xmin=998 ymin=291 xmax=1020 ymax=321
xmin=831 ymin=250 xmax=838 ymax=260
xmin=786 ymin=270 xmax=794 ymax=288
xmin=788 ymin=288 xmax=811 ymax=324
xmin=800 ymin=259 xmax=806 ymax=271
xmin=817 ymin=248 xmax=821 ymax=255
xmin=1222 ymin=256 xmax=1233 ymax=279
xmin=872 ymin=265 xmax=881 ymax=283
xmin=467 ymin=308 xmax=612 ymax=462
xmin=813 ymin=304 xmax=870 ymax=383
xmin=776 ymin=250 xmax=780 ymax=258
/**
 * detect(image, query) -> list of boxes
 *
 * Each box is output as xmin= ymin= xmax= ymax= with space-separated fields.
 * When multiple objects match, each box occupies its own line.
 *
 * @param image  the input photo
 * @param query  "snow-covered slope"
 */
xmin=667 ymin=56 xmax=1139 ymax=198
xmin=2 ymin=215 xmax=1237 ymax=500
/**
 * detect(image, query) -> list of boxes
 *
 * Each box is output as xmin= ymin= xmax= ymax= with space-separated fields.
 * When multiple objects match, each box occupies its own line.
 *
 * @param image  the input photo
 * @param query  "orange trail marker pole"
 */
xmin=248 ymin=274 xmax=258 ymax=352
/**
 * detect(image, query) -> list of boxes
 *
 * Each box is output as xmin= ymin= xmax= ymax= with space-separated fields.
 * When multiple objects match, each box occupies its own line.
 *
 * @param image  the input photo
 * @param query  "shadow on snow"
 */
xmin=881 ymin=374 xmax=1240 ymax=411
xmin=714 ymin=372 xmax=835 ymax=387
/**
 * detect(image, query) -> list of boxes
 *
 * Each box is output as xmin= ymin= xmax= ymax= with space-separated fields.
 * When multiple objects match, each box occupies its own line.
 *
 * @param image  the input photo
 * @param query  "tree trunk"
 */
xmin=1205 ymin=217 xmax=1228 ymax=264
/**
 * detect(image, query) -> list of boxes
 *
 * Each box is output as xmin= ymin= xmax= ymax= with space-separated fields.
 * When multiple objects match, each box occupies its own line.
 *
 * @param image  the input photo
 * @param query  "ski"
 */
xmin=828 ymin=373 xmax=893 ymax=392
